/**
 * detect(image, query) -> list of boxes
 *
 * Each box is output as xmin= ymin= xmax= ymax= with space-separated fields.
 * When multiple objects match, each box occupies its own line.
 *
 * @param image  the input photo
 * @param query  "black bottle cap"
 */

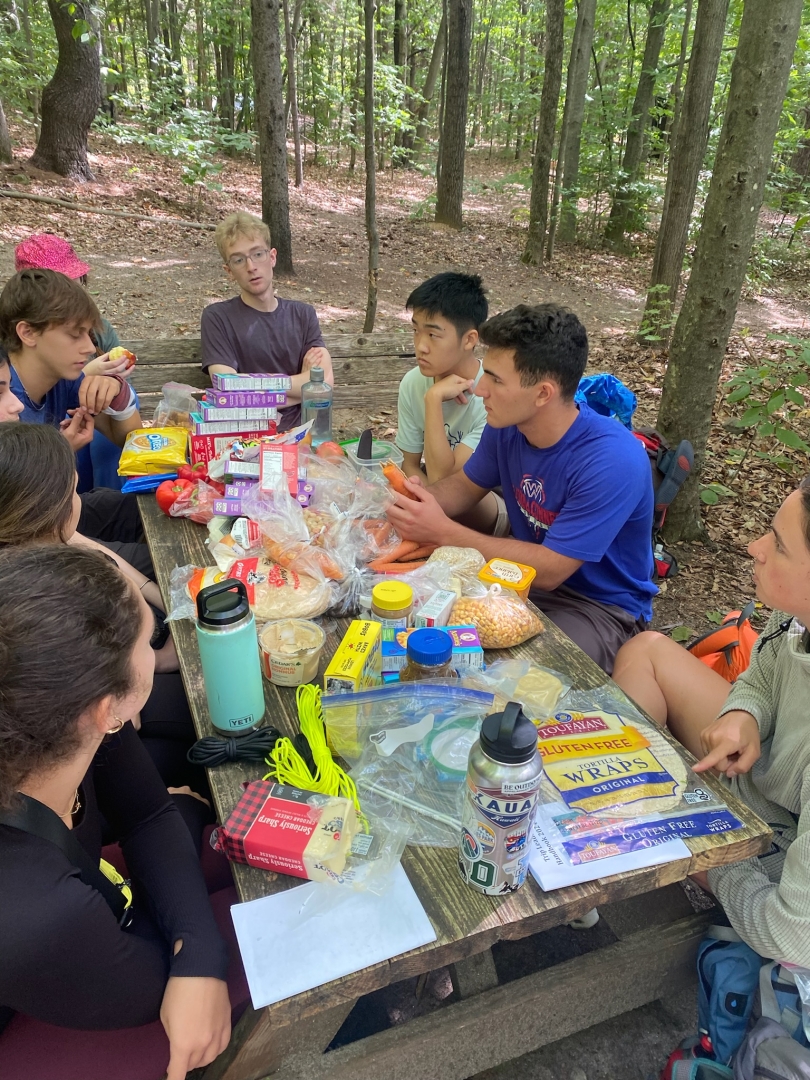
xmin=480 ymin=701 xmax=538 ymax=764
xmin=196 ymin=579 xmax=251 ymax=628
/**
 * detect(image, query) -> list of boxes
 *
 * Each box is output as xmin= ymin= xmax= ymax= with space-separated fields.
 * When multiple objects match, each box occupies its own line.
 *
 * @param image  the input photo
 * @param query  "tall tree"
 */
xmin=29 ymin=0 xmax=101 ymax=179
xmin=414 ymin=12 xmax=446 ymax=147
xmin=251 ymin=0 xmax=294 ymax=273
xmin=604 ymin=0 xmax=671 ymax=246
xmin=557 ymin=0 xmax=596 ymax=243
xmin=363 ymin=0 xmax=379 ymax=331
xmin=0 ymin=96 xmax=11 ymax=163
xmin=282 ymin=0 xmax=303 ymax=186
xmin=640 ymin=0 xmax=729 ymax=344
xmin=657 ymin=0 xmax=803 ymax=540
xmin=435 ymin=0 xmax=472 ymax=228
xmin=521 ymin=0 xmax=565 ymax=266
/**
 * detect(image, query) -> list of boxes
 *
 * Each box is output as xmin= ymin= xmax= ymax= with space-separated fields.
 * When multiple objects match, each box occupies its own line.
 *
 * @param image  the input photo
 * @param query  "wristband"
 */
xmin=105 ymin=375 xmax=130 ymax=413
xmin=104 ymin=382 xmax=137 ymax=419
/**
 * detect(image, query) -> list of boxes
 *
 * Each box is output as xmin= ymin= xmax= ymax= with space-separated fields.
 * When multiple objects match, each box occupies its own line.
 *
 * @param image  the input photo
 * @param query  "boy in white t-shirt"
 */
xmin=397 ymin=272 xmax=488 ymax=480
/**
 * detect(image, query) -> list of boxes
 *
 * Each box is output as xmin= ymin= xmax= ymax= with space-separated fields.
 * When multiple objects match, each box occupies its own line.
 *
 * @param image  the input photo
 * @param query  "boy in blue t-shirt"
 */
xmin=387 ymin=303 xmax=656 ymax=673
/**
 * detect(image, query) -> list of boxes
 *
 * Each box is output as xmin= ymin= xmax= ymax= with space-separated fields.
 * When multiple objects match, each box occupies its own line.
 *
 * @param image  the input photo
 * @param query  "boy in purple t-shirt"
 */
xmin=387 ymin=303 xmax=656 ymax=673
xmin=201 ymin=211 xmax=333 ymax=431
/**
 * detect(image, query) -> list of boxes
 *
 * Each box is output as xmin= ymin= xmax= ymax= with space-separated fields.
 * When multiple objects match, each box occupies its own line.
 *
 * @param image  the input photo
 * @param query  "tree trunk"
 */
xmin=558 ymin=0 xmax=596 ymax=243
xmin=282 ymin=0 xmax=303 ymax=186
xmin=0 ymin=96 xmax=12 ymax=163
xmin=251 ymin=0 xmax=294 ymax=274
xmin=657 ymin=0 xmax=803 ymax=541
xmin=414 ymin=12 xmax=446 ymax=147
xmin=435 ymin=0 xmax=472 ymax=228
xmin=640 ymin=0 xmax=729 ymax=344
xmin=349 ymin=4 xmax=362 ymax=171
xmin=30 ymin=0 xmax=101 ymax=179
xmin=363 ymin=0 xmax=380 ymax=332
xmin=667 ymin=0 xmax=693 ymax=156
xmin=604 ymin=0 xmax=671 ymax=246
xmin=521 ymin=0 xmax=564 ymax=266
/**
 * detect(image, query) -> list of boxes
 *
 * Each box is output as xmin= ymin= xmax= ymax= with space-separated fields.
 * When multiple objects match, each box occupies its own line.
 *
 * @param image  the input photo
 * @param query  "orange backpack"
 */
xmin=687 ymin=602 xmax=758 ymax=683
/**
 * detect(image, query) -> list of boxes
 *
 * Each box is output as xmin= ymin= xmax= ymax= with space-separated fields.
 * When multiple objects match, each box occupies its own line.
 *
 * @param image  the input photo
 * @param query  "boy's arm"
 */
xmin=79 ymin=375 xmax=141 ymax=447
xmin=401 ymin=451 xmax=425 ymax=478
xmin=285 ymin=348 xmax=334 ymax=405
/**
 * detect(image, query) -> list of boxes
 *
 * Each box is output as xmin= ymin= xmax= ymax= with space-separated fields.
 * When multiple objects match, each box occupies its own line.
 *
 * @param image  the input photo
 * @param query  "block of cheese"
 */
xmin=213 ymin=780 xmax=357 ymax=882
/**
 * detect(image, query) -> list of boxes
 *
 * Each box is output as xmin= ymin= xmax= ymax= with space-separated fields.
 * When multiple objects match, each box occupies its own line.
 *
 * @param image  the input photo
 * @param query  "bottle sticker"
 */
xmin=501 ymin=777 xmax=542 ymax=794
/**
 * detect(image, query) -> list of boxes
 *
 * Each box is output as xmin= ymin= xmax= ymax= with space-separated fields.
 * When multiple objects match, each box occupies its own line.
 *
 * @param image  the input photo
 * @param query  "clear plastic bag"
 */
xmin=322 ymin=682 xmax=495 ymax=847
xmin=426 ymin=545 xmax=486 ymax=586
xmin=152 ymin=382 xmax=199 ymax=429
xmin=463 ymin=658 xmax=570 ymax=720
xmin=168 ymin=479 xmax=222 ymax=524
xmin=242 ymin=487 xmax=348 ymax=582
xmin=450 ymin=583 xmax=544 ymax=648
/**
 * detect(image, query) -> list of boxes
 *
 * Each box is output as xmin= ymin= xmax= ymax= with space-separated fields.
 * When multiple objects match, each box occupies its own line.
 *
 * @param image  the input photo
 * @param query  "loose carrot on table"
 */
xmin=367 ymin=539 xmax=420 ymax=568
xmin=382 ymin=460 xmax=419 ymax=501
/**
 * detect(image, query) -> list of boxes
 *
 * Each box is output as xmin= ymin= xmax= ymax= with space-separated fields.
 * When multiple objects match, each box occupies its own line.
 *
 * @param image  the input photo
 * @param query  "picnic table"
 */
xmin=138 ymin=496 xmax=771 ymax=1080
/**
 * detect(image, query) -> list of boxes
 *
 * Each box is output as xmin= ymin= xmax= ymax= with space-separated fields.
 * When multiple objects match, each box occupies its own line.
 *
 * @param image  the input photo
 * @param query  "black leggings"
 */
xmin=139 ymin=673 xmax=211 ymax=799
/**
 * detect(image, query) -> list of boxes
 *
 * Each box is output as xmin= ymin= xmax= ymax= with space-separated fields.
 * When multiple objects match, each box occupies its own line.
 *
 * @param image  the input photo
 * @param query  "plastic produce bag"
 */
xmin=168 ymin=479 xmax=222 ymax=524
xmin=242 ymin=487 xmax=348 ymax=582
xmin=322 ymin=683 xmax=495 ymax=846
xmin=166 ymin=560 xmax=333 ymax=623
xmin=574 ymin=373 xmax=637 ymax=429
xmin=426 ymin=546 xmax=486 ymax=589
xmin=152 ymin=382 xmax=199 ymax=429
xmin=450 ymin=583 xmax=544 ymax=648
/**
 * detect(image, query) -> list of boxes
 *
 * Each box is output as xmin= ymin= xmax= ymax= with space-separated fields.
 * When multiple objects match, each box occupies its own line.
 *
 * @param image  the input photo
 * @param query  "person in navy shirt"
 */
xmin=387 ymin=303 xmax=656 ymax=672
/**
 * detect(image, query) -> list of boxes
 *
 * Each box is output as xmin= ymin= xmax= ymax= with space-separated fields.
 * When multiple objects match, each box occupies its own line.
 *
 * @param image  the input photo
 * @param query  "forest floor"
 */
xmin=2 ymin=124 xmax=810 ymax=647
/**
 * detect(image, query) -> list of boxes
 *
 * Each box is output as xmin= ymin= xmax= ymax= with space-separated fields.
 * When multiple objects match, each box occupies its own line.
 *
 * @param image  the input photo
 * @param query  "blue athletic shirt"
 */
xmin=9 ymin=363 xmax=83 ymax=429
xmin=463 ymin=404 xmax=657 ymax=620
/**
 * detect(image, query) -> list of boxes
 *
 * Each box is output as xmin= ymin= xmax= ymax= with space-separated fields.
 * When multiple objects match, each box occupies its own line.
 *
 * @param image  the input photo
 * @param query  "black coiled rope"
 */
xmin=186 ymin=725 xmax=317 ymax=773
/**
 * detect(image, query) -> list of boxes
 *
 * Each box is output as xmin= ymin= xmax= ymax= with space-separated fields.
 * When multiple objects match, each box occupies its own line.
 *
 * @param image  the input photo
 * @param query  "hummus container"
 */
xmin=260 ymin=619 xmax=326 ymax=686
xmin=478 ymin=558 xmax=537 ymax=601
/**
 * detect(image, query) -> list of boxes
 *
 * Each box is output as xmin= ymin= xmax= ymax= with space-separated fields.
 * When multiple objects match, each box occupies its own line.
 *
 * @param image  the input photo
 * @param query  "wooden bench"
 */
xmin=124 ymin=331 xmax=415 ymax=420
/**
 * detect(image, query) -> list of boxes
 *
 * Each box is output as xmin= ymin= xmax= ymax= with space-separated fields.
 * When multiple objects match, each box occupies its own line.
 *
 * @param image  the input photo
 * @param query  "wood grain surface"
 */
xmin=139 ymin=497 xmax=771 ymax=1025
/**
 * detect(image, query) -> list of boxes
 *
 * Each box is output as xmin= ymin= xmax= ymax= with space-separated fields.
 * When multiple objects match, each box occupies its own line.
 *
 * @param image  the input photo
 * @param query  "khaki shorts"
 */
xmin=492 ymin=492 xmax=511 ymax=537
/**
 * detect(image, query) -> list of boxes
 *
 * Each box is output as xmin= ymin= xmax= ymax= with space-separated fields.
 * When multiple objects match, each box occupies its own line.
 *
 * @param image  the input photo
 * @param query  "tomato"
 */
xmin=156 ymin=479 xmax=193 ymax=515
xmin=315 ymin=440 xmax=345 ymax=458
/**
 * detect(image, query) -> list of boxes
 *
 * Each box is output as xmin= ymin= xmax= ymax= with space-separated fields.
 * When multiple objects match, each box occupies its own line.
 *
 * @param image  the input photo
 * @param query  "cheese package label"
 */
xmin=215 ymin=781 xmax=356 ymax=881
xmin=543 ymin=748 xmax=679 ymax=814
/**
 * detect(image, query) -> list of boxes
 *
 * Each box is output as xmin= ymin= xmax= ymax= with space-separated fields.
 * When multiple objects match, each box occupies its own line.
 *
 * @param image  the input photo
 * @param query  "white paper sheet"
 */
xmin=230 ymin=863 xmax=437 ymax=1009
xmin=528 ymin=814 xmax=690 ymax=891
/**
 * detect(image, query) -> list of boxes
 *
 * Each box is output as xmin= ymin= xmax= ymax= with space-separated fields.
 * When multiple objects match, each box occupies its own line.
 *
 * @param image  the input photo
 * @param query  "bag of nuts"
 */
xmin=450 ymin=584 xmax=544 ymax=649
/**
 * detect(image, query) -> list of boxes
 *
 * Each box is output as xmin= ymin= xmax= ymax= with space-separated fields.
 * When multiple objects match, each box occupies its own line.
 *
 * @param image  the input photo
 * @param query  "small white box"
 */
xmin=414 ymin=589 xmax=457 ymax=628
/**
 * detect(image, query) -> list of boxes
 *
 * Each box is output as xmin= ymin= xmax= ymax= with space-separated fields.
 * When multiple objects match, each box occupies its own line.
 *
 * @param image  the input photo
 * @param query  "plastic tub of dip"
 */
xmin=341 ymin=438 xmax=404 ymax=476
xmin=259 ymin=619 xmax=326 ymax=686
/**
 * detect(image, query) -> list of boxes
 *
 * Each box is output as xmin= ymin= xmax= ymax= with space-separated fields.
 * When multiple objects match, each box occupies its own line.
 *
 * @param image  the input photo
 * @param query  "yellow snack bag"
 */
xmin=118 ymin=427 xmax=189 ymax=476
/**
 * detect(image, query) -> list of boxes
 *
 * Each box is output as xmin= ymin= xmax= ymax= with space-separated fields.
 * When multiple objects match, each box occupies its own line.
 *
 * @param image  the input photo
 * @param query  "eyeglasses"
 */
xmin=228 ymin=248 xmax=271 ymax=269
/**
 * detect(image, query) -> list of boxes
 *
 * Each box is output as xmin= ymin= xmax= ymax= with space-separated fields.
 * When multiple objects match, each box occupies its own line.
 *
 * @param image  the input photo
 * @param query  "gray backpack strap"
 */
xmin=733 ymin=1016 xmax=810 ymax=1080
xmin=759 ymin=960 xmax=802 ymax=1036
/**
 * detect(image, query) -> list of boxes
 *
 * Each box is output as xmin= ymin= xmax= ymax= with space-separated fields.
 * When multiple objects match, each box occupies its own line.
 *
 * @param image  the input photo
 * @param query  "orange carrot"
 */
xmin=382 ymin=460 xmax=419 ymax=500
xmin=382 ymin=560 xmax=428 ymax=573
xmin=368 ymin=539 xmax=419 ymax=566
xmin=404 ymin=544 xmax=437 ymax=561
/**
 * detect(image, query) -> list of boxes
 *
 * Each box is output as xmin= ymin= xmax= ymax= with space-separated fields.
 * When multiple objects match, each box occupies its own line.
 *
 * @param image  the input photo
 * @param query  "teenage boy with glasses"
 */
xmin=201 ymin=212 xmax=333 ymax=431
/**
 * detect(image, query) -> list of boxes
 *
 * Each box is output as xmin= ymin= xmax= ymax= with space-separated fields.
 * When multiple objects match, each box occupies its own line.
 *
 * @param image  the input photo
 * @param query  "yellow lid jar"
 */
xmin=371 ymin=581 xmax=414 ymax=641
xmin=478 ymin=558 xmax=537 ymax=602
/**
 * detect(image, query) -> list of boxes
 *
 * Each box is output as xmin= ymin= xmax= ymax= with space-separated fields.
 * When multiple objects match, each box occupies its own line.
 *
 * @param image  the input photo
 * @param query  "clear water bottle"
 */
xmin=301 ymin=367 xmax=333 ymax=447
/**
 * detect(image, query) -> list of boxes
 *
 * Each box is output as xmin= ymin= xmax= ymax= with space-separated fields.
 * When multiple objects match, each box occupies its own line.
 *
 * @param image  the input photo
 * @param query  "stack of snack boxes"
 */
xmin=190 ymin=372 xmax=291 ymax=466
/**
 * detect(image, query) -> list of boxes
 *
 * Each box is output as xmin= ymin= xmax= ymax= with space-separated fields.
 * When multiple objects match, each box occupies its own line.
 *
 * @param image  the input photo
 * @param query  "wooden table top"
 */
xmin=139 ymin=494 xmax=771 ymax=1025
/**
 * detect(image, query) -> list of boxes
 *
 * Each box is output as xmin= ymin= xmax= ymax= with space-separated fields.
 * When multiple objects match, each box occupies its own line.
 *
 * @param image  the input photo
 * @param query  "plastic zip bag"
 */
xmin=323 ymin=683 xmax=494 ymax=847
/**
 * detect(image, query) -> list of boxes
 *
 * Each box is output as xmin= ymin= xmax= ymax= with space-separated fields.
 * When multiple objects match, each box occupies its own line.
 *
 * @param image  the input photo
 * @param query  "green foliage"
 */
xmin=638 ymin=284 xmax=676 ymax=344
xmin=670 ymin=626 xmax=694 ymax=643
xmin=700 ymin=483 xmax=736 ymax=506
xmin=723 ymin=337 xmax=810 ymax=473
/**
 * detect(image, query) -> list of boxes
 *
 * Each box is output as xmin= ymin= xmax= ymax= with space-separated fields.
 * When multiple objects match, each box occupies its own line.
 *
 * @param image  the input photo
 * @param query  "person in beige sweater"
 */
xmin=613 ymin=477 xmax=810 ymax=967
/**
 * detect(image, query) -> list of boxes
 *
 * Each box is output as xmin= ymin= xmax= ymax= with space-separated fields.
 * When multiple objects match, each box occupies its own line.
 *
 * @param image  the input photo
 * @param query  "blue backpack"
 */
xmin=661 ymin=925 xmax=810 ymax=1079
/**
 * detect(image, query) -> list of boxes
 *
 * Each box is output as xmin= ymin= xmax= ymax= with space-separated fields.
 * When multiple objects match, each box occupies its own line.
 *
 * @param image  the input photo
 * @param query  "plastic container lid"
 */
xmin=480 ymin=701 xmax=538 ymax=764
xmin=406 ymin=627 xmax=453 ymax=667
xmin=342 ymin=438 xmax=404 ymax=467
xmin=479 ymin=558 xmax=537 ymax=592
xmin=371 ymin=580 xmax=413 ymax=612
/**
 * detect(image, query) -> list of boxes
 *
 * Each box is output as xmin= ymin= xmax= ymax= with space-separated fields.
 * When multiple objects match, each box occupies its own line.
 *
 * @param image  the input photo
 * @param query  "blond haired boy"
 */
xmin=202 ymin=211 xmax=333 ymax=431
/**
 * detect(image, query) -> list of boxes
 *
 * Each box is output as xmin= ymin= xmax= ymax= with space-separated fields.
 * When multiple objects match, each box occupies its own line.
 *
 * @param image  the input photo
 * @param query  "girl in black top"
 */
xmin=0 ymin=545 xmax=231 ymax=1078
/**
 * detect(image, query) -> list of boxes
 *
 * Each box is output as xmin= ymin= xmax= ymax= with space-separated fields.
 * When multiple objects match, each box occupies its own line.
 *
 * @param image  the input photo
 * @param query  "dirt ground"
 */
xmin=2 ymin=126 xmax=809 ymax=640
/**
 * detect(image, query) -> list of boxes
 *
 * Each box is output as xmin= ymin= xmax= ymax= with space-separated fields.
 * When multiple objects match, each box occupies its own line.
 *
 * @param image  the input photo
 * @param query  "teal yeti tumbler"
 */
xmin=195 ymin=579 xmax=265 ymax=735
